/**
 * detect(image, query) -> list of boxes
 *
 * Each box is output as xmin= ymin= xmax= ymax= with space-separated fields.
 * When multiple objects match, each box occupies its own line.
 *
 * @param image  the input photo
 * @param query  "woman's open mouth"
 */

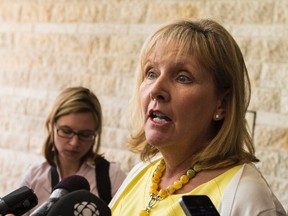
xmin=149 ymin=111 xmax=172 ymax=124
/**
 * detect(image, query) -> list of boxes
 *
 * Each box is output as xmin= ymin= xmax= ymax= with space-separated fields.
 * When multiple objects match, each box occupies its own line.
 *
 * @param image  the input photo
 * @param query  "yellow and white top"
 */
xmin=111 ymin=157 xmax=242 ymax=216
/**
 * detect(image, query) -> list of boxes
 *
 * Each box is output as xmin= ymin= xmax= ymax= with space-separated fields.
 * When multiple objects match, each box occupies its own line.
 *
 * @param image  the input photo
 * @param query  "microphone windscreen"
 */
xmin=0 ymin=186 xmax=38 ymax=215
xmin=53 ymin=175 xmax=90 ymax=192
xmin=46 ymin=190 xmax=111 ymax=216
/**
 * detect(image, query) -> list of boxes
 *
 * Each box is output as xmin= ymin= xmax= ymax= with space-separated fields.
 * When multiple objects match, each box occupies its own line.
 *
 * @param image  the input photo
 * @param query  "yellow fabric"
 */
xmin=111 ymin=158 xmax=242 ymax=216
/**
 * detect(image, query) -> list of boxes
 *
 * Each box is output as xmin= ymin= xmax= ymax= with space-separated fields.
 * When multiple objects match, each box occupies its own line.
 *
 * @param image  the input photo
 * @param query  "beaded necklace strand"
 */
xmin=140 ymin=159 xmax=202 ymax=216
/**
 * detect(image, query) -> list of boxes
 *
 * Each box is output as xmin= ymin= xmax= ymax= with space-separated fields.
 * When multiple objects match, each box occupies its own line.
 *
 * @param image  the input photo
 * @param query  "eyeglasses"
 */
xmin=55 ymin=125 xmax=96 ymax=142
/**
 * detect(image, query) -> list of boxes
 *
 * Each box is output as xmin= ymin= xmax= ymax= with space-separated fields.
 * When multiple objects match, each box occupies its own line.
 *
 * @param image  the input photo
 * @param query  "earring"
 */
xmin=215 ymin=114 xmax=220 ymax=120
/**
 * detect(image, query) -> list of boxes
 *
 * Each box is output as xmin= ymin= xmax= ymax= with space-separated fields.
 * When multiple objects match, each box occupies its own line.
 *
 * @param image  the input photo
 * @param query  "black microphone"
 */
xmin=0 ymin=186 xmax=38 ymax=216
xmin=30 ymin=175 xmax=90 ymax=216
xmin=47 ymin=190 xmax=111 ymax=216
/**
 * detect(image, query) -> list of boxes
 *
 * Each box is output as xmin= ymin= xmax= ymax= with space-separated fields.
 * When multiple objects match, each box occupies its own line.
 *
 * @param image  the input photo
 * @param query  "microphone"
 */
xmin=0 ymin=186 xmax=38 ymax=216
xmin=30 ymin=175 xmax=90 ymax=216
xmin=47 ymin=190 xmax=111 ymax=216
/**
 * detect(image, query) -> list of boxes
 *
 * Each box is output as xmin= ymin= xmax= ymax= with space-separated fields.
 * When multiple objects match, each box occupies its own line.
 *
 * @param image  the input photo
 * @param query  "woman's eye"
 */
xmin=62 ymin=129 xmax=73 ymax=135
xmin=146 ymin=71 xmax=157 ymax=80
xmin=177 ymin=74 xmax=192 ymax=83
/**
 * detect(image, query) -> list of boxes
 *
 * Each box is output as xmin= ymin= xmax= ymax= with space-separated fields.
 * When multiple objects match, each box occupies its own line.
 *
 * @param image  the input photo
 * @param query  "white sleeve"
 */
xmin=219 ymin=163 xmax=286 ymax=216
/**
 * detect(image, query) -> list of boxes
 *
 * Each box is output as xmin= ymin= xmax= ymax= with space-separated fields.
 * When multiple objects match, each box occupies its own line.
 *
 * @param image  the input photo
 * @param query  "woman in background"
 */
xmin=20 ymin=86 xmax=126 ymax=215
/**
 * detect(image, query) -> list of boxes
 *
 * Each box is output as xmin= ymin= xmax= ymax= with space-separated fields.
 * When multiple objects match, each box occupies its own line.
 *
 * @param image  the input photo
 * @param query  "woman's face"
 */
xmin=54 ymin=112 xmax=96 ymax=163
xmin=140 ymin=45 xmax=223 ymax=153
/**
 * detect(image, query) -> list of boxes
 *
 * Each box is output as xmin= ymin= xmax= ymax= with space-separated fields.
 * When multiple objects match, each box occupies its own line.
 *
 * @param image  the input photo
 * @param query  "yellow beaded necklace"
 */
xmin=140 ymin=159 xmax=202 ymax=216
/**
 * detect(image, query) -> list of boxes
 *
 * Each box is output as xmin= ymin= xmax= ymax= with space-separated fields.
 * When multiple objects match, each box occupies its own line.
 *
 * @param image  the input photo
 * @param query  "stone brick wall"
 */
xmin=0 ymin=0 xmax=287 ymax=210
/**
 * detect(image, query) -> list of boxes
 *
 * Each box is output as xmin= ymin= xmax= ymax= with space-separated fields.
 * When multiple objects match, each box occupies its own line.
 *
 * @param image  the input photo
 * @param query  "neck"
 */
xmin=161 ymin=152 xmax=196 ymax=177
xmin=57 ymin=157 xmax=81 ymax=178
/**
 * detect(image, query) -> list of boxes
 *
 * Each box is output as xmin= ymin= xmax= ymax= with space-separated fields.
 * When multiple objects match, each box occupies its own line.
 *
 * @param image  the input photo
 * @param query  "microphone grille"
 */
xmin=47 ymin=190 xmax=111 ymax=216
xmin=53 ymin=175 xmax=90 ymax=192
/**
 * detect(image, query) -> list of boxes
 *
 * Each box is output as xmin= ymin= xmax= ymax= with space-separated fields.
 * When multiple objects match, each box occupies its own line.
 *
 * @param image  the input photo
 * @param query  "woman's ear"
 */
xmin=213 ymin=90 xmax=229 ymax=121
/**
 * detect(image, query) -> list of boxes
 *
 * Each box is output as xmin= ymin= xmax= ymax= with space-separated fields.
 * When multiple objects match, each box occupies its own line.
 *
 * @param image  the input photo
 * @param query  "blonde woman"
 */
xmin=109 ymin=19 xmax=286 ymax=215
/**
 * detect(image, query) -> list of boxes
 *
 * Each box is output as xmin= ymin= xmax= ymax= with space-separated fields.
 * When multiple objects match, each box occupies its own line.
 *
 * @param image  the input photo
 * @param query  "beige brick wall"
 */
xmin=0 ymin=0 xmax=287 ymax=209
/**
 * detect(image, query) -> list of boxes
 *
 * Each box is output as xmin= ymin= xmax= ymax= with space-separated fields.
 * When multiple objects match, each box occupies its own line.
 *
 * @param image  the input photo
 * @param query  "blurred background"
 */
xmin=0 ymin=0 xmax=287 ymax=208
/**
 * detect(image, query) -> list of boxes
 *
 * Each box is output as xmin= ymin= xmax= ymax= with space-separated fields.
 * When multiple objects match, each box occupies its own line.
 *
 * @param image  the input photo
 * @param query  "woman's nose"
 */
xmin=149 ymin=77 xmax=170 ymax=102
xmin=69 ymin=134 xmax=81 ymax=146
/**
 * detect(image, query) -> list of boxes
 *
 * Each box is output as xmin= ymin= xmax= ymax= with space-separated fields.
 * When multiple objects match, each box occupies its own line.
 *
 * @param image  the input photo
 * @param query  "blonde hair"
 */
xmin=128 ymin=19 xmax=259 ymax=169
xmin=43 ymin=86 xmax=103 ymax=166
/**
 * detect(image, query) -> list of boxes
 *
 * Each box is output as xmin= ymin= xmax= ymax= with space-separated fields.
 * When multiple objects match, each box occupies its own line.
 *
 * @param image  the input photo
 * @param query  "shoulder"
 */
xmin=108 ymin=161 xmax=122 ymax=170
xmin=128 ymin=155 xmax=162 ymax=179
xmin=220 ymin=163 xmax=286 ymax=215
xmin=85 ymin=159 xmax=127 ymax=181
xmin=235 ymin=164 xmax=277 ymax=197
xmin=88 ymin=158 xmax=124 ymax=173
xmin=19 ymin=160 xmax=51 ymax=189
xmin=24 ymin=160 xmax=50 ymax=174
xmin=20 ymin=161 xmax=51 ymax=182
xmin=94 ymin=160 xmax=127 ymax=177
xmin=27 ymin=160 xmax=51 ymax=174
xmin=106 ymin=160 xmax=127 ymax=180
xmin=109 ymin=156 xmax=162 ymax=207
